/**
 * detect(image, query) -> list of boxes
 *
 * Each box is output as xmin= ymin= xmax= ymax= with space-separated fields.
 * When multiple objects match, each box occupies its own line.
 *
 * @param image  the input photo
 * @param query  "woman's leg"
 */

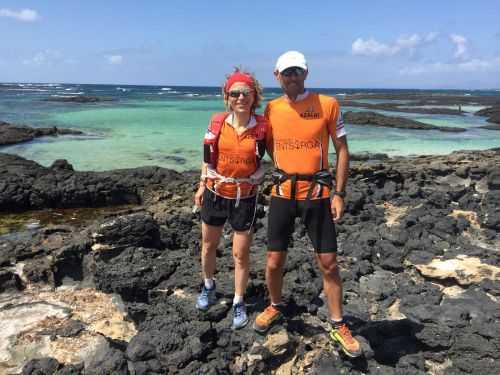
xmin=232 ymin=230 xmax=253 ymax=297
xmin=201 ymin=222 xmax=223 ymax=280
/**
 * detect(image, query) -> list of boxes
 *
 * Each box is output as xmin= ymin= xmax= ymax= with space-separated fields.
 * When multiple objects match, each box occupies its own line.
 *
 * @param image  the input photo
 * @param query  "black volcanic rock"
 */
xmin=480 ymin=124 xmax=500 ymax=130
xmin=480 ymin=191 xmax=500 ymax=230
xmin=43 ymin=95 xmax=114 ymax=103
xmin=488 ymin=168 xmax=500 ymax=190
xmin=343 ymin=111 xmax=465 ymax=132
xmin=0 ymin=122 xmax=83 ymax=146
xmin=476 ymin=105 xmax=500 ymax=124
xmin=90 ymin=213 xmax=162 ymax=252
xmin=22 ymin=357 xmax=61 ymax=374
xmin=85 ymin=345 xmax=128 ymax=375
xmin=0 ymin=153 xmax=184 ymax=211
xmin=94 ymin=246 xmax=178 ymax=302
xmin=340 ymin=100 xmax=464 ymax=115
xmin=0 ymin=269 xmax=23 ymax=292
xmin=3 ymin=149 xmax=500 ymax=374
xmin=50 ymin=159 xmax=74 ymax=171
xmin=350 ymin=152 xmax=389 ymax=161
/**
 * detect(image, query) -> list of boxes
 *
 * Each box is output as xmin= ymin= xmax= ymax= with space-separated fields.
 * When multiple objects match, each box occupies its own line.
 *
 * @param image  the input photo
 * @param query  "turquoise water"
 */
xmin=1 ymin=83 xmax=499 ymax=171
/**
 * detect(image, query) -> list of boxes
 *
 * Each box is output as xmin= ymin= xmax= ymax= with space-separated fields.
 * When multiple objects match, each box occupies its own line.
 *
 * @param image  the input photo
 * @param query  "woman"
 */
xmin=194 ymin=68 xmax=267 ymax=329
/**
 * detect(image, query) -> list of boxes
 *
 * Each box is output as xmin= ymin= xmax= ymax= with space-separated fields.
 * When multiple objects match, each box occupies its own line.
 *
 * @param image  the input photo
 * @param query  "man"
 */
xmin=253 ymin=51 xmax=362 ymax=358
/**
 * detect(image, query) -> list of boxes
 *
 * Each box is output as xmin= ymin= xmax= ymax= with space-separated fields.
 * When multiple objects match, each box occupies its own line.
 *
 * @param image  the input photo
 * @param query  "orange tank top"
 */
xmin=206 ymin=115 xmax=260 ymax=198
xmin=265 ymin=93 xmax=341 ymax=200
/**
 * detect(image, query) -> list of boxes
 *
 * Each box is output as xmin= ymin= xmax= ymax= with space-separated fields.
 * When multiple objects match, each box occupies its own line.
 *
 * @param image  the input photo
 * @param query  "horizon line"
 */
xmin=2 ymin=81 xmax=500 ymax=92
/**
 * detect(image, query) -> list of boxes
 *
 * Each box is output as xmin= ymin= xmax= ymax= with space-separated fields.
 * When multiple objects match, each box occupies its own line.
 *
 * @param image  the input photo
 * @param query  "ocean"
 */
xmin=1 ymin=83 xmax=499 ymax=172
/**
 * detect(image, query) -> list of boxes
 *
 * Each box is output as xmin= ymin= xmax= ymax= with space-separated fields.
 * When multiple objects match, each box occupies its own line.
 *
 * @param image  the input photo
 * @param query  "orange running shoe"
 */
xmin=329 ymin=323 xmax=363 ymax=358
xmin=253 ymin=304 xmax=284 ymax=333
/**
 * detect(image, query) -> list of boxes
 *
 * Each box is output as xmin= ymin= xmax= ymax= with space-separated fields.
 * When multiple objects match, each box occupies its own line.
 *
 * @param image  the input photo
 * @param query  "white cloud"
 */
xmin=352 ymin=38 xmax=397 ymax=56
xmin=395 ymin=34 xmax=421 ymax=49
xmin=352 ymin=32 xmax=439 ymax=57
xmin=400 ymin=57 xmax=500 ymax=75
xmin=0 ymin=8 xmax=39 ymax=22
xmin=424 ymin=32 xmax=439 ymax=43
xmin=450 ymin=34 xmax=468 ymax=60
xmin=107 ymin=55 xmax=123 ymax=65
xmin=22 ymin=50 xmax=63 ymax=66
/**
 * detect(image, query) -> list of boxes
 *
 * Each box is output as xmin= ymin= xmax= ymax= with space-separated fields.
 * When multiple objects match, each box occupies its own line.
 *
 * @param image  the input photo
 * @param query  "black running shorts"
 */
xmin=201 ymin=189 xmax=257 ymax=231
xmin=267 ymin=196 xmax=337 ymax=253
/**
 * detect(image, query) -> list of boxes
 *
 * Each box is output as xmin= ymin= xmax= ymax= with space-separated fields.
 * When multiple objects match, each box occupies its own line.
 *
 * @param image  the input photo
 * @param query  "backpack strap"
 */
xmin=203 ymin=112 xmax=229 ymax=165
xmin=253 ymin=114 xmax=268 ymax=161
xmin=208 ymin=112 xmax=229 ymax=136
xmin=253 ymin=114 xmax=268 ymax=140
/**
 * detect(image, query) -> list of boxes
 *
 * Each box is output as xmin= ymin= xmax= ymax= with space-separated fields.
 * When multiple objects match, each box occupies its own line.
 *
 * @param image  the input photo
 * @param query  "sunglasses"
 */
xmin=228 ymin=89 xmax=253 ymax=98
xmin=280 ymin=67 xmax=306 ymax=77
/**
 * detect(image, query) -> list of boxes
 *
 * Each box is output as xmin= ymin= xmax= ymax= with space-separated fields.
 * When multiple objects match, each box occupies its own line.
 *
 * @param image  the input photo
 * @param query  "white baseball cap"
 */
xmin=275 ymin=51 xmax=308 ymax=73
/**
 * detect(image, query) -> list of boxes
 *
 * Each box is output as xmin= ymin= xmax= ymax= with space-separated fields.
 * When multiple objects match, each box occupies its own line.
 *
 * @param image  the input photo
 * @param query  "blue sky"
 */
xmin=1 ymin=1 xmax=499 ymax=89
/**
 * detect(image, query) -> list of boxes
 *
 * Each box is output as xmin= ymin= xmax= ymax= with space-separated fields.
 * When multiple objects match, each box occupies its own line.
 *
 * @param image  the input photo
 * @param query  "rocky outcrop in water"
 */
xmin=338 ymin=93 xmax=500 ymax=116
xmin=0 ymin=122 xmax=83 ymax=146
xmin=476 ymin=105 xmax=500 ymax=125
xmin=343 ymin=111 xmax=465 ymax=132
xmin=43 ymin=96 xmax=114 ymax=103
xmin=1 ymin=150 xmax=499 ymax=374
xmin=343 ymin=93 xmax=499 ymax=106
xmin=0 ymin=153 xmax=186 ymax=211
xmin=340 ymin=101 xmax=464 ymax=116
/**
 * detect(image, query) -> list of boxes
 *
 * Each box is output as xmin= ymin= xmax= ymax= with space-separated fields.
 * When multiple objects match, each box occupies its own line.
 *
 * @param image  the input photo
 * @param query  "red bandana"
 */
xmin=224 ymin=72 xmax=254 ymax=92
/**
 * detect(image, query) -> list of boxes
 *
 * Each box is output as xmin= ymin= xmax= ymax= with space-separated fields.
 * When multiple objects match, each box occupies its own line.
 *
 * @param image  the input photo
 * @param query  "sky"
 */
xmin=1 ymin=1 xmax=500 ymax=89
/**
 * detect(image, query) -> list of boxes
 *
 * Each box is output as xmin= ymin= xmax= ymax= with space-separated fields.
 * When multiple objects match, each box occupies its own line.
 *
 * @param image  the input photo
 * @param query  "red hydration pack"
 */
xmin=203 ymin=112 xmax=267 ymax=169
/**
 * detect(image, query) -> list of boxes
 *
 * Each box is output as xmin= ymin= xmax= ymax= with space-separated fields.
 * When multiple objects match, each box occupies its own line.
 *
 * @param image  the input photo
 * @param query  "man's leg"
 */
xmin=253 ymin=250 xmax=287 ymax=333
xmin=266 ymin=251 xmax=287 ymax=304
xmin=316 ymin=252 xmax=342 ymax=320
xmin=254 ymin=196 xmax=293 ymax=333
xmin=265 ymin=197 xmax=293 ymax=303
xmin=306 ymin=199 xmax=362 ymax=357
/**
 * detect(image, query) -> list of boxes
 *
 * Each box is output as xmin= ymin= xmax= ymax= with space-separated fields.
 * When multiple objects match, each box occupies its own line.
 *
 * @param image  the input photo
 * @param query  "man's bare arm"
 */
xmin=332 ymin=135 xmax=349 ymax=193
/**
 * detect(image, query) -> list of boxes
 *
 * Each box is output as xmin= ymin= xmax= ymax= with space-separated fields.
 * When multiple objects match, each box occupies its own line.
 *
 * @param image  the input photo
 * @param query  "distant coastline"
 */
xmin=1 ymin=83 xmax=500 ymax=172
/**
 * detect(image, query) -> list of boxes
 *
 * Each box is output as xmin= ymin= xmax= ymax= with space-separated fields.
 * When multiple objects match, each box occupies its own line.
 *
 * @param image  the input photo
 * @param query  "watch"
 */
xmin=333 ymin=190 xmax=346 ymax=199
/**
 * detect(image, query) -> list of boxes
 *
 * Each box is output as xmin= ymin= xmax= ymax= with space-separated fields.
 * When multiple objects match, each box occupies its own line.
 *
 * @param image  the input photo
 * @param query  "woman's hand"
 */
xmin=194 ymin=184 xmax=205 ymax=207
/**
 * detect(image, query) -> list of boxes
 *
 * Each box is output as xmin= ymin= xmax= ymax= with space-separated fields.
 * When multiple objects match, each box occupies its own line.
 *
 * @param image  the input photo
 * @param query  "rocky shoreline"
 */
xmin=476 ymin=105 xmax=500 ymax=125
xmin=1 ymin=151 xmax=499 ymax=374
xmin=342 ymin=112 xmax=465 ymax=132
xmin=0 ymin=122 xmax=84 ymax=147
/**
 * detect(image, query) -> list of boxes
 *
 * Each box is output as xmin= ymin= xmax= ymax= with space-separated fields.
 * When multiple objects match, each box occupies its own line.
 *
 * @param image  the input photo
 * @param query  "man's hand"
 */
xmin=194 ymin=185 xmax=205 ymax=207
xmin=331 ymin=195 xmax=345 ymax=222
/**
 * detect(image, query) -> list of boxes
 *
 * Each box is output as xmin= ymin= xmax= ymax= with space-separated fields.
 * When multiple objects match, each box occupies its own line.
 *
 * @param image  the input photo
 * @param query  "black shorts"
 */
xmin=201 ymin=189 xmax=257 ymax=231
xmin=267 ymin=196 xmax=337 ymax=253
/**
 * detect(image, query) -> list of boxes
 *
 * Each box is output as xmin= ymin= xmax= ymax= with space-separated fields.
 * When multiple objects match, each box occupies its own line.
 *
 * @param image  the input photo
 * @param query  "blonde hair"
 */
xmin=222 ymin=67 xmax=264 ymax=113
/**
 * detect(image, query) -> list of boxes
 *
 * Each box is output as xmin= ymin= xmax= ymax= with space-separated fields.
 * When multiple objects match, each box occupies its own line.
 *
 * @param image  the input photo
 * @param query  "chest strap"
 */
xmin=271 ymin=169 xmax=333 ymax=201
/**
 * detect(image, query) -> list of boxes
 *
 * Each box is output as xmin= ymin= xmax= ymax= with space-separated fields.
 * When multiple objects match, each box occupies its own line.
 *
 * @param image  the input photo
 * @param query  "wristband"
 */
xmin=333 ymin=190 xmax=346 ymax=199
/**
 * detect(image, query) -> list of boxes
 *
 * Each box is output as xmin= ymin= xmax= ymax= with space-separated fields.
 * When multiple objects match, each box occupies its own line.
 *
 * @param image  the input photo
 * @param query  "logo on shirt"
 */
xmin=275 ymin=138 xmax=321 ymax=151
xmin=218 ymin=153 xmax=254 ymax=165
xmin=300 ymin=106 xmax=320 ymax=119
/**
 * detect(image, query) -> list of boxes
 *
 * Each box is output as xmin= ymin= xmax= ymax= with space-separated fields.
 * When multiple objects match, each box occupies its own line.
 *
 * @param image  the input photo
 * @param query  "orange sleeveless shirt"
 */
xmin=206 ymin=115 xmax=261 ymax=198
xmin=265 ymin=93 xmax=342 ymax=200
